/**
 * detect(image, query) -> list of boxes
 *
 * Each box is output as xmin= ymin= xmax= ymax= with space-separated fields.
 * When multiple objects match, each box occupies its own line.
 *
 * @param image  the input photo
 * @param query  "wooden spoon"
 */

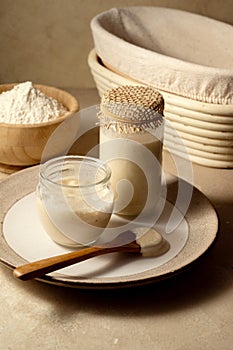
xmin=13 ymin=228 xmax=169 ymax=281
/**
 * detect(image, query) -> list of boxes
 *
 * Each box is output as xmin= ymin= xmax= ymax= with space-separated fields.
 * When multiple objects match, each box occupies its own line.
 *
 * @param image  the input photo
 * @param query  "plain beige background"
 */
xmin=1 ymin=0 xmax=233 ymax=88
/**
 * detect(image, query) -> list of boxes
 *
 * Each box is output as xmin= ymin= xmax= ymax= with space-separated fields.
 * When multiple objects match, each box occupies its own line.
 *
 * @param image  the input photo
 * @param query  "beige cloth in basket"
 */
xmin=91 ymin=7 xmax=233 ymax=104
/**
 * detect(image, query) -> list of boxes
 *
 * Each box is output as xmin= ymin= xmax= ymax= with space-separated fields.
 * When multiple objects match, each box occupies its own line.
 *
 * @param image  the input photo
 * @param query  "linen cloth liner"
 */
xmin=91 ymin=7 xmax=233 ymax=104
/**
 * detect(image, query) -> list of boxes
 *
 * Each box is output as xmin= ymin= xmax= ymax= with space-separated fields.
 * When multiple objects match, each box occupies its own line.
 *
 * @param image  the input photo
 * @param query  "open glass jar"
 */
xmin=99 ymin=85 xmax=164 ymax=217
xmin=36 ymin=155 xmax=114 ymax=247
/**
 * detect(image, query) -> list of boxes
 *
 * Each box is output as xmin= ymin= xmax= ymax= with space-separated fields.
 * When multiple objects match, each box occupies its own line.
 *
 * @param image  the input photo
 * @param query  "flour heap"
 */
xmin=0 ymin=81 xmax=68 ymax=124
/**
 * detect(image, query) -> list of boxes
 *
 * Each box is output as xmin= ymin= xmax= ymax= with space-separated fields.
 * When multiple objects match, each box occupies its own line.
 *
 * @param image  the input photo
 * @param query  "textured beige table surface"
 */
xmin=0 ymin=89 xmax=232 ymax=350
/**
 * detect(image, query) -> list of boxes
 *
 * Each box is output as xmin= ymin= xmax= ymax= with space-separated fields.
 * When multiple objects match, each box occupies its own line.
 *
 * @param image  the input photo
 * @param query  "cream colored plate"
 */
xmin=0 ymin=166 xmax=218 ymax=289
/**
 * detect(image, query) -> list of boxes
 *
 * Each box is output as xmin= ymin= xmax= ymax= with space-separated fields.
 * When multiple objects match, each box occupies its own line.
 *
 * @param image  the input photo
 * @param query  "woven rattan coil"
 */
xmin=100 ymin=86 xmax=164 ymax=127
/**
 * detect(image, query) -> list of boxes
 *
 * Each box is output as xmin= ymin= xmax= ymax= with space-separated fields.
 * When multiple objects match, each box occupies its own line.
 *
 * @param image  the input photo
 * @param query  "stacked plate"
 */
xmin=88 ymin=7 xmax=233 ymax=168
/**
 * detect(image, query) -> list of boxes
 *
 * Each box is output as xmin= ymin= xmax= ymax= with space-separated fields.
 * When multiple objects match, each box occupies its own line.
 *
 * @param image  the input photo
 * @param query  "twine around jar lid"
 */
xmin=99 ymin=86 xmax=164 ymax=132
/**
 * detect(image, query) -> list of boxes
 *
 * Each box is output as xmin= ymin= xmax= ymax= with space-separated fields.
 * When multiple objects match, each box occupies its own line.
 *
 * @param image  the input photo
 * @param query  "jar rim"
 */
xmin=39 ymin=155 xmax=111 ymax=188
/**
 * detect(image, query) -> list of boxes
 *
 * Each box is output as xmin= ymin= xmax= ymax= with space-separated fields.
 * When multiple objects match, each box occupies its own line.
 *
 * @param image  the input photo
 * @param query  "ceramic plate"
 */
xmin=0 ymin=165 xmax=218 ymax=289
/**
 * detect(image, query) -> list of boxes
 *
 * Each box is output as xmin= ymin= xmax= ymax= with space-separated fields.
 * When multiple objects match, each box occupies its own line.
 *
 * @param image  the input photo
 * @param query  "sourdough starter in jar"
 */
xmin=99 ymin=85 xmax=164 ymax=217
xmin=36 ymin=156 xmax=114 ymax=247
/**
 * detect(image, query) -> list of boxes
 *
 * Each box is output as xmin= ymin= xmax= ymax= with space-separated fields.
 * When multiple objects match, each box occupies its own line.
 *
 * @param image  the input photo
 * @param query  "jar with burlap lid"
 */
xmin=99 ymin=85 xmax=165 ymax=217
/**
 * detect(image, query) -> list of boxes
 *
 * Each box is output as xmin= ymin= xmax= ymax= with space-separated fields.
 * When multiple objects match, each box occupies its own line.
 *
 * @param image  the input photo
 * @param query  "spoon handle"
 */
xmin=13 ymin=242 xmax=140 ymax=281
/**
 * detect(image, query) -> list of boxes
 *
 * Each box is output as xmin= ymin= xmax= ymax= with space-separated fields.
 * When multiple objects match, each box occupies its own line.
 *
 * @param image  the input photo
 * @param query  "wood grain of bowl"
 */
xmin=0 ymin=84 xmax=79 ymax=166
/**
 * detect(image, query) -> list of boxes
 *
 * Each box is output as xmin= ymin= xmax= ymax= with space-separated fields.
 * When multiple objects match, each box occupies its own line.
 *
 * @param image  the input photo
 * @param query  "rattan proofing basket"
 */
xmin=88 ymin=49 xmax=233 ymax=168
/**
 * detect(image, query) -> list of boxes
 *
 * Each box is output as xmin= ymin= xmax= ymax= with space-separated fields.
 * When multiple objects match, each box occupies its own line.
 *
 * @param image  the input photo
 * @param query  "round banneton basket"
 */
xmin=0 ymin=84 xmax=79 ymax=166
xmin=91 ymin=7 xmax=233 ymax=104
xmin=88 ymin=49 xmax=233 ymax=168
xmin=90 ymin=6 xmax=233 ymax=168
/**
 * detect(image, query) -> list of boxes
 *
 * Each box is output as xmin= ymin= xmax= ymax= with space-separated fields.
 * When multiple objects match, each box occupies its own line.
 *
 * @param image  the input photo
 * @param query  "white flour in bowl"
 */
xmin=0 ymin=81 xmax=68 ymax=124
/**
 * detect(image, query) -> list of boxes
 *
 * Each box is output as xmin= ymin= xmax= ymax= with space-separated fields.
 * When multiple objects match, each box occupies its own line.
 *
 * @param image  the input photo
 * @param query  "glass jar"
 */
xmin=99 ymin=85 xmax=164 ymax=217
xmin=36 ymin=155 xmax=114 ymax=247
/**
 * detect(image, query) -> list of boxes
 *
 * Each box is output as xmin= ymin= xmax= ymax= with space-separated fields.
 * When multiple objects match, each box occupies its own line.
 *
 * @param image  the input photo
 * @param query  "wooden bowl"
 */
xmin=0 ymin=84 xmax=79 ymax=166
